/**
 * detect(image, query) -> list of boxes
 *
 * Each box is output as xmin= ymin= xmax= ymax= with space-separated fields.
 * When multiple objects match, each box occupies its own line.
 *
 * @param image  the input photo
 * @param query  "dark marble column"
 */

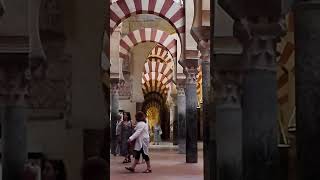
xmin=110 ymin=80 xmax=119 ymax=155
xmin=177 ymin=84 xmax=186 ymax=154
xmin=294 ymin=1 xmax=320 ymax=179
xmin=234 ymin=18 xmax=286 ymax=180
xmin=173 ymin=105 xmax=178 ymax=145
xmin=1 ymin=59 xmax=29 ymax=180
xmin=184 ymin=61 xmax=198 ymax=163
xmin=212 ymin=58 xmax=243 ymax=180
xmin=198 ymin=40 xmax=211 ymax=179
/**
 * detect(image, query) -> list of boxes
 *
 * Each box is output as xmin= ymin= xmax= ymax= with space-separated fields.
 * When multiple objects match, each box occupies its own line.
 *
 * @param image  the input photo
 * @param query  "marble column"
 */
xmin=234 ymin=18 xmax=286 ymax=180
xmin=184 ymin=61 xmax=198 ymax=163
xmin=294 ymin=1 xmax=320 ymax=179
xmin=198 ymin=39 xmax=211 ymax=179
xmin=110 ymin=80 xmax=119 ymax=155
xmin=1 ymin=59 xmax=29 ymax=180
xmin=173 ymin=105 xmax=178 ymax=145
xmin=177 ymin=84 xmax=186 ymax=154
xmin=212 ymin=58 xmax=243 ymax=180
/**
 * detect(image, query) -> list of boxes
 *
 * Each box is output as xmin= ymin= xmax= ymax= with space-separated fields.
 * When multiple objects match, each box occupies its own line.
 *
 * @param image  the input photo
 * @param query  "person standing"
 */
xmin=119 ymin=112 xmax=133 ymax=163
xmin=125 ymin=111 xmax=152 ymax=173
xmin=153 ymin=122 xmax=162 ymax=145
xmin=115 ymin=114 xmax=122 ymax=156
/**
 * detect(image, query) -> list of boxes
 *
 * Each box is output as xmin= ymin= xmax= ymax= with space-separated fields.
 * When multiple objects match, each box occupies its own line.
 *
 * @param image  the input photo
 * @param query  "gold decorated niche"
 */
xmin=146 ymin=106 xmax=160 ymax=140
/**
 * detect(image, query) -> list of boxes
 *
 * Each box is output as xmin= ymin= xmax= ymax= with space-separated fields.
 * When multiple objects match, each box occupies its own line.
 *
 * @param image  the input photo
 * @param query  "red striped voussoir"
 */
xmin=143 ymin=61 xmax=173 ymax=77
xmin=142 ymin=72 xmax=172 ymax=86
xmin=110 ymin=0 xmax=185 ymax=34
xmin=148 ymin=44 xmax=174 ymax=64
xmin=142 ymin=80 xmax=169 ymax=96
xmin=119 ymin=28 xmax=177 ymax=62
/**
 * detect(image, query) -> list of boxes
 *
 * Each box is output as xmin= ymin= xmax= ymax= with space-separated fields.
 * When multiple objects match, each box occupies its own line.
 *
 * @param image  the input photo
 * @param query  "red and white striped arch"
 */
xmin=146 ymin=56 xmax=172 ymax=64
xmin=143 ymin=61 xmax=173 ymax=79
xmin=142 ymin=72 xmax=171 ymax=86
xmin=148 ymin=44 xmax=174 ymax=67
xmin=110 ymin=0 xmax=185 ymax=35
xmin=142 ymin=80 xmax=169 ymax=97
xmin=119 ymin=28 xmax=177 ymax=62
xmin=142 ymin=72 xmax=170 ymax=96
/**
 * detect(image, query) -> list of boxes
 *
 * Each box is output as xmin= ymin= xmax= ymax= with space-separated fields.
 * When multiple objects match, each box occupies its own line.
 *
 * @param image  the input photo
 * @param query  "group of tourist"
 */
xmin=23 ymin=110 xmax=156 ymax=180
xmin=115 ymin=111 xmax=154 ymax=173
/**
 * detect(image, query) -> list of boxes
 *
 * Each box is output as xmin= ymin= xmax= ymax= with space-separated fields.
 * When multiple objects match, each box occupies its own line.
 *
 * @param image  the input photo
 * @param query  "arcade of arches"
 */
xmin=1 ymin=0 xmax=320 ymax=180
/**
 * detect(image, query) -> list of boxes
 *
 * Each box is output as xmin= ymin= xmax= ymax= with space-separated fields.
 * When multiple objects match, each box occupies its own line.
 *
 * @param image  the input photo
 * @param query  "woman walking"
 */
xmin=119 ymin=112 xmax=133 ymax=163
xmin=125 ymin=111 xmax=152 ymax=173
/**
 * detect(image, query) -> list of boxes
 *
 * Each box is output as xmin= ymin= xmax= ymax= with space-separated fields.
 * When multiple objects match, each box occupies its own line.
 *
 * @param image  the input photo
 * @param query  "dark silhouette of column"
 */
xmin=213 ymin=54 xmax=243 ymax=180
xmin=1 ymin=54 xmax=29 ymax=180
xmin=184 ymin=60 xmax=199 ymax=163
xmin=110 ymin=80 xmax=119 ymax=155
xmin=294 ymin=1 xmax=320 ymax=179
xmin=177 ymin=82 xmax=186 ymax=154
xmin=234 ymin=18 xmax=286 ymax=180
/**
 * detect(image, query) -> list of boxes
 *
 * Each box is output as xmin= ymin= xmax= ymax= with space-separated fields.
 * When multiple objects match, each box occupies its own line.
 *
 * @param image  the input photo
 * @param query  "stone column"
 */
xmin=212 ymin=55 xmax=243 ymax=180
xmin=173 ymin=104 xmax=178 ymax=145
xmin=170 ymin=104 xmax=178 ymax=145
xmin=198 ymin=39 xmax=211 ymax=179
xmin=234 ymin=18 xmax=286 ymax=180
xmin=1 ymin=56 xmax=29 ymax=180
xmin=191 ymin=26 xmax=211 ymax=178
xmin=294 ymin=1 xmax=320 ymax=179
xmin=184 ymin=60 xmax=199 ymax=163
xmin=177 ymin=83 xmax=186 ymax=154
xmin=110 ymin=80 xmax=119 ymax=155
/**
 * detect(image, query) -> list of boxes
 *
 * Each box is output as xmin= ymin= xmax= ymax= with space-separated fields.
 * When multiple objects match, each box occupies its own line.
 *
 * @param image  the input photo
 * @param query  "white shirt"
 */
xmin=129 ymin=121 xmax=150 ymax=155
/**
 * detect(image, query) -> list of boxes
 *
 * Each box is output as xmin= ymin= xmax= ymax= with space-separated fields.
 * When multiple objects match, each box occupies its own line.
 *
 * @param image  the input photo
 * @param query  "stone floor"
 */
xmin=110 ymin=149 xmax=204 ymax=180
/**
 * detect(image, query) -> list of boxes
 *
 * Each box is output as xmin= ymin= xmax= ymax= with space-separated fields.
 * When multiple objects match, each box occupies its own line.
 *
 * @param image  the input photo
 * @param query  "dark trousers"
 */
xmin=134 ymin=148 xmax=150 ymax=161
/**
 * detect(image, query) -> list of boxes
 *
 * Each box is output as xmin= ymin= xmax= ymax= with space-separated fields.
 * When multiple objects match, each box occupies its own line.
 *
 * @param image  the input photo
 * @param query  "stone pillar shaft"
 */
xmin=1 ymin=63 xmax=29 ymax=180
xmin=185 ymin=66 xmax=198 ymax=163
xmin=199 ymin=40 xmax=211 ymax=179
xmin=2 ymin=98 xmax=28 ymax=180
xmin=110 ymin=82 xmax=119 ymax=155
xmin=294 ymin=1 xmax=320 ymax=179
xmin=234 ymin=17 xmax=286 ymax=180
xmin=213 ymin=68 xmax=243 ymax=180
xmin=177 ymin=86 xmax=186 ymax=154
xmin=173 ymin=105 xmax=178 ymax=145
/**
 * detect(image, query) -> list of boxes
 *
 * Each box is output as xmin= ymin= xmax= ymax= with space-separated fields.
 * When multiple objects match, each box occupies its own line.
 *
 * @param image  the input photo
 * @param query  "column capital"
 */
xmin=234 ymin=17 xmax=287 ymax=71
xmin=213 ymin=70 xmax=243 ymax=105
xmin=185 ymin=68 xmax=198 ymax=85
xmin=177 ymin=86 xmax=185 ymax=97
xmin=0 ymin=55 xmax=30 ymax=105
xmin=234 ymin=17 xmax=286 ymax=42
xmin=184 ymin=59 xmax=199 ymax=85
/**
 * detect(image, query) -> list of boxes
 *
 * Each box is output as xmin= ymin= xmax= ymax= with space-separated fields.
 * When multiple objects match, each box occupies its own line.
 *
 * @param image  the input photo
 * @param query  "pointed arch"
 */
xmin=143 ymin=61 xmax=173 ymax=78
xmin=110 ymin=0 xmax=185 ymax=35
xmin=119 ymin=28 xmax=178 ymax=63
xmin=142 ymin=72 xmax=172 ymax=86
xmin=147 ymin=44 xmax=174 ymax=67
